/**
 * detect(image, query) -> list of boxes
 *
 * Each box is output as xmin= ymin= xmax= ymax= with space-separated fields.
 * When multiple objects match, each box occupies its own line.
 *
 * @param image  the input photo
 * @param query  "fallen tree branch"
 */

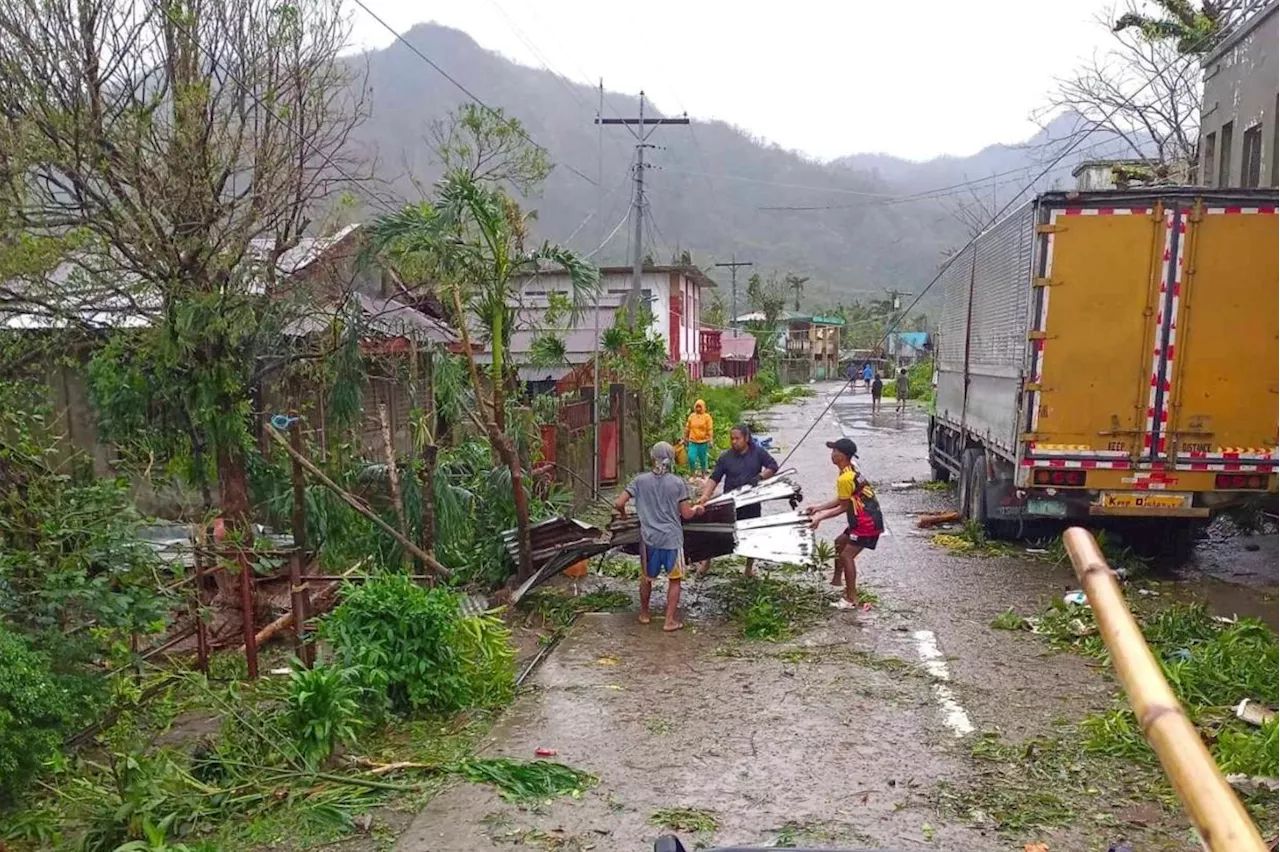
xmin=916 ymin=510 xmax=961 ymax=529
xmin=267 ymin=426 xmax=450 ymax=577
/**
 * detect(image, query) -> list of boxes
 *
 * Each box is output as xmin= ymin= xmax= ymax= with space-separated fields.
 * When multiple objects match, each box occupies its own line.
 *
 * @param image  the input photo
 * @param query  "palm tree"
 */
xmin=785 ymin=274 xmax=809 ymax=312
xmin=1113 ymin=0 xmax=1222 ymax=54
xmin=369 ymin=169 xmax=600 ymax=581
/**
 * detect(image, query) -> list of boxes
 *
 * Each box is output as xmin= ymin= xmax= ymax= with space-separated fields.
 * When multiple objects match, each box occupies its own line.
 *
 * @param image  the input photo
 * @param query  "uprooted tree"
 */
xmin=369 ymin=107 xmax=599 ymax=582
xmin=0 ymin=0 xmax=368 ymax=540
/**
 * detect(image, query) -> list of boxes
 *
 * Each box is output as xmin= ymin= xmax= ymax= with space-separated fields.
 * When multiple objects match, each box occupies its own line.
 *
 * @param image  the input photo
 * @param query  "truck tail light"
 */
xmin=1214 ymin=473 xmax=1269 ymax=490
xmin=1033 ymin=468 xmax=1086 ymax=487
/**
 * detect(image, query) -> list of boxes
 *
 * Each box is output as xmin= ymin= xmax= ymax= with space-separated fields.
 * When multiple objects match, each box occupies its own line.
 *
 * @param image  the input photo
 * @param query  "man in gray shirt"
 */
xmin=896 ymin=367 xmax=910 ymax=413
xmin=614 ymin=442 xmax=704 ymax=631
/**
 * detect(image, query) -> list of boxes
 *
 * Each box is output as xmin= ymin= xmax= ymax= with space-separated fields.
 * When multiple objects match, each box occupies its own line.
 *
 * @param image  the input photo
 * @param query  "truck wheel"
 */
xmin=965 ymin=452 xmax=988 ymax=526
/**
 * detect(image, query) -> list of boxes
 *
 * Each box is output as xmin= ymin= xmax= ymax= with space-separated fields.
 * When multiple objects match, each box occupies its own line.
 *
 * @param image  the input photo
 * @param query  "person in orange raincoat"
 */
xmin=684 ymin=398 xmax=714 ymax=474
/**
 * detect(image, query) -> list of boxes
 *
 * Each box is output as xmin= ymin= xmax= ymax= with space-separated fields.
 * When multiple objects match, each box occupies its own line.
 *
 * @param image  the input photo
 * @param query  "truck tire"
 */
xmin=958 ymin=449 xmax=980 ymax=520
xmin=928 ymin=420 xmax=951 ymax=483
xmin=965 ymin=452 xmax=988 ymax=527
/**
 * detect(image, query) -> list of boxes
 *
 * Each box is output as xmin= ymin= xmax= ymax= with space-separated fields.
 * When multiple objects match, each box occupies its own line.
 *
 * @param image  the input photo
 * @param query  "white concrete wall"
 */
xmin=517 ymin=269 xmax=706 ymax=370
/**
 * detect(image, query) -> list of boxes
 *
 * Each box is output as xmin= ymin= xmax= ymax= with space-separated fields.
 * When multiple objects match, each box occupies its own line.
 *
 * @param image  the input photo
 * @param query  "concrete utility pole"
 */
xmin=883 ymin=288 xmax=915 ymax=357
xmin=714 ymin=256 xmax=753 ymax=331
xmin=597 ymin=91 xmax=688 ymax=324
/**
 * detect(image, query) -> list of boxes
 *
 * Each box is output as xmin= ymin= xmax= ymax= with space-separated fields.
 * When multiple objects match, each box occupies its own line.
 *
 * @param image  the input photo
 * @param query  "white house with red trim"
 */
xmin=500 ymin=264 xmax=716 ymax=380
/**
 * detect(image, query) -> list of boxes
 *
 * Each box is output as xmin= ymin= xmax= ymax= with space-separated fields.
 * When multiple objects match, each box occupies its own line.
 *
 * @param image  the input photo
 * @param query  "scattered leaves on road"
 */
xmin=649 ymin=806 xmax=718 ymax=833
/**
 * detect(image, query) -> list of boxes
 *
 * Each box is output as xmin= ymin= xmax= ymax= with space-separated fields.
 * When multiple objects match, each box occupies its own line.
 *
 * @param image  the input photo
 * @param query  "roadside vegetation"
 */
xmin=974 ymin=597 xmax=1279 ymax=838
xmin=0 ymin=96 xmax=604 ymax=850
xmin=881 ymin=358 xmax=935 ymax=402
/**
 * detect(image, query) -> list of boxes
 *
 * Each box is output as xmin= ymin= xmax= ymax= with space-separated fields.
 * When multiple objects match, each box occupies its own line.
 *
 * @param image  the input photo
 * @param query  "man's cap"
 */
xmin=826 ymin=438 xmax=858 ymax=458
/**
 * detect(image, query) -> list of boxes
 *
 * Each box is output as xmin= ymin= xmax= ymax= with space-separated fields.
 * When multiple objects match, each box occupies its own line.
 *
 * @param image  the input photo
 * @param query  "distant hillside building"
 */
xmin=886 ymin=331 xmax=931 ymax=364
xmin=1200 ymin=0 xmax=1279 ymax=188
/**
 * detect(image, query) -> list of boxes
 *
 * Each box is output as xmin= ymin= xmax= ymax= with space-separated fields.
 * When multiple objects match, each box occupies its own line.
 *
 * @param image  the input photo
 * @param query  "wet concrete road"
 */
xmin=396 ymin=382 xmax=1278 ymax=852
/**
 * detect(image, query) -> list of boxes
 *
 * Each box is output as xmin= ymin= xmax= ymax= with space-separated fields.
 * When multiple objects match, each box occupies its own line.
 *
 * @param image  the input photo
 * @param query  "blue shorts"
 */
xmin=686 ymin=441 xmax=710 ymax=469
xmin=643 ymin=546 xmax=685 ymax=580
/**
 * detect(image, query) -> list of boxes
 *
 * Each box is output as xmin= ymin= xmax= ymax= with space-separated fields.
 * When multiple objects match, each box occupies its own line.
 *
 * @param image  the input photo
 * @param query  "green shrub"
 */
xmin=320 ymin=575 xmax=514 ymax=715
xmin=454 ymin=612 xmax=516 ymax=709
xmin=0 ymin=624 xmax=76 ymax=802
xmin=283 ymin=663 xmax=366 ymax=767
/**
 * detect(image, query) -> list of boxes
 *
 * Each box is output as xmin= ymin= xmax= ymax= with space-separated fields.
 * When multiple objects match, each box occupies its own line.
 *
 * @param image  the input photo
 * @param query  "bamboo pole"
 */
xmin=266 ymin=426 xmax=450 ymax=578
xmin=1061 ymin=527 xmax=1266 ymax=852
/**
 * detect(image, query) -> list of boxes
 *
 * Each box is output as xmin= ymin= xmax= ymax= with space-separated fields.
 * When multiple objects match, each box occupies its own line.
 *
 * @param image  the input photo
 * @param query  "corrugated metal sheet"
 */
xmin=507 ymin=475 xmax=812 ymax=603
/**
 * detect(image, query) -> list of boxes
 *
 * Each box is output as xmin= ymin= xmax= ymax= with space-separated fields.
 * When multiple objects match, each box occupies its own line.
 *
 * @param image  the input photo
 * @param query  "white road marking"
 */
xmin=913 ymin=629 xmax=975 ymax=737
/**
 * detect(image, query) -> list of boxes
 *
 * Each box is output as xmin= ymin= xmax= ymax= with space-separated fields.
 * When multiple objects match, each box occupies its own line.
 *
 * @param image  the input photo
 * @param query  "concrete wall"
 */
xmin=1200 ymin=4 xmax=1279 ymax=187
xmin=516 ymin=268 xmax=706 ymax=374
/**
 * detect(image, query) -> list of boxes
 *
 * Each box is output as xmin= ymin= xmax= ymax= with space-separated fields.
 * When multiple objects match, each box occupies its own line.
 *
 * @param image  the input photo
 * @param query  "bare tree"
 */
xmin=1037 ymin=1 xmax=1202 ymax=168
xmin=0 ymin=0 xmax=368 ymax=532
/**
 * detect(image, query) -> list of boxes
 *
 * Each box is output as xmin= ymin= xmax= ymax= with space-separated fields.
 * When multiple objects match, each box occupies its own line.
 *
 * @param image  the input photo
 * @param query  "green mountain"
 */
xmin=352 ymin=23 xmax=1114 ymax=309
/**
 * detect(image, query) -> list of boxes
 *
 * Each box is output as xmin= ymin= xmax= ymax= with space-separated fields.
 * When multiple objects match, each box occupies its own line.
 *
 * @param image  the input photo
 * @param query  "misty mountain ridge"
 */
xmin=351 ymin=23 xmax=1132 ymax=310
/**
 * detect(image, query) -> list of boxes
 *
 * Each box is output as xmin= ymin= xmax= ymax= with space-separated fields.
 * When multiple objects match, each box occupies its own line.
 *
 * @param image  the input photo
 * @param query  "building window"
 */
xmin=1218 ymin=121 xmax=1234 ymax=187
xmin=1202 ymin=132 xmax=1217 ymax=187
xmin=1242 ymin=124 xmax=1264 ymax=188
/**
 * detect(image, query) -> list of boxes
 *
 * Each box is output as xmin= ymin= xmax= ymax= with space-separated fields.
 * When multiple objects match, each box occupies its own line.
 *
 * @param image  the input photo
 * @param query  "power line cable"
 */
xmin=348 ymin=0 xmax=600 ymax=187
xmin=481 ymin=0 xmax=633 ymax=166
xmin=558 ymin=171 xmax=632 ymax=244
xmin=583 ymin=207 xmax=632 ymax=259
xmin=757 ymin=133 xmax=1142 ymax=211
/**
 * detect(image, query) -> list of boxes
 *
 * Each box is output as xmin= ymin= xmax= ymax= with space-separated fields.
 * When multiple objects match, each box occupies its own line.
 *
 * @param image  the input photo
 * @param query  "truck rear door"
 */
xmin=1027 ymin=203 xmax=1162 ymax=462
xmin=1167 ymin=201 xmax=1278 ymax=475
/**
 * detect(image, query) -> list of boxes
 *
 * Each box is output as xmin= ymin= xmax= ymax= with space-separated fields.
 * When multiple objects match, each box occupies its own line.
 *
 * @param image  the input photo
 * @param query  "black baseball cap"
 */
xmin=826 ymin=438 xmax=858 ymax=459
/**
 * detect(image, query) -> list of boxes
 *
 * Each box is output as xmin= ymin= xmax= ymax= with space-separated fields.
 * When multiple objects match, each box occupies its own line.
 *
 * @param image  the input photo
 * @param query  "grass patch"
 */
xmin=649 ymin=806 xmax=718 ymax=833
xmin=710 ymin=575 xmax=830 ymax=641
xmin=989 ymin=607 xmax=1024 ymax=631
xmin=920 ymin=480 xmax=951 ymax=492
xmin=936 ymin=730 xmax=1170 ymax=832
xmin=1003 ymin=600 xmax=1279 ymax=823
xmin=931 ymin=520 xmax=1015 ymax=557
xmin=593 ymin=552 xmax=640 ymax=580
xmin=1078 ymin=606 xmax=1278 ymax=779
xmin=1042 ymin=529 xmax=1150 ymax=577
xmin=519 ymin=589 xmax=632 ymax=632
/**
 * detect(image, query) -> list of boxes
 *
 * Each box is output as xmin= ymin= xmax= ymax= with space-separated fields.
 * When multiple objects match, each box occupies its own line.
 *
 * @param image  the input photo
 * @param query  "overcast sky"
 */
xmin=347 ymin=0 xmax=1124 ymax=162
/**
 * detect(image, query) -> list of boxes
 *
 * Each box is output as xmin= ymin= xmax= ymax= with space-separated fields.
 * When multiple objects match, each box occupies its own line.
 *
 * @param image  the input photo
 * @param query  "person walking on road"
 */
xmin=804 ymin=438 xmax=883 ymax=610
xmin=614 ymin=442 xmax=704 ymax=631
xmin=861 ymin=362 xmax=873 ymax=391
xmin=684 ymin=398 xmax=714 ymax=476
xmin=695 ymin=424 xmax=778 ymax=578
xmin=870 ymin=372 xmax=884 ymax=413
xmin=896 ymin=367 xmax=910 ymax=413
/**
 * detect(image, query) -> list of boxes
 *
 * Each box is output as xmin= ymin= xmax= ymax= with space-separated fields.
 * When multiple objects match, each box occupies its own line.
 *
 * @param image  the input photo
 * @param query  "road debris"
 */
xmin=507 ymin=474 xmax=812 ymax=603
xmin=1235 ymin=698 xmax=1277 ymax=727
xmin=916 ymin=510 xmax=961 ymax=528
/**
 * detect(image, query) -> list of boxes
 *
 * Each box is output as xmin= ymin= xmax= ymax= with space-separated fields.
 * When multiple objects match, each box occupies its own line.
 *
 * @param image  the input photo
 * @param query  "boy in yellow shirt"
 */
xmin=684 ymin=398 xmax=714 ymax=474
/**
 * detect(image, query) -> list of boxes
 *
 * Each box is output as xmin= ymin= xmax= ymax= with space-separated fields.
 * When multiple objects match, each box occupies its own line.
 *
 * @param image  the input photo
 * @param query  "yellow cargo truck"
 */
xmin=928 ymin=188 xmax=1278 ymax=537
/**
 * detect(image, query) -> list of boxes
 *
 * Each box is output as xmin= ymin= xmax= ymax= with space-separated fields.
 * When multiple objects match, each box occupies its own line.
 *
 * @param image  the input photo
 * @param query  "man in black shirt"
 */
xmin=694 ymin=423 xmax=779 ymax=577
